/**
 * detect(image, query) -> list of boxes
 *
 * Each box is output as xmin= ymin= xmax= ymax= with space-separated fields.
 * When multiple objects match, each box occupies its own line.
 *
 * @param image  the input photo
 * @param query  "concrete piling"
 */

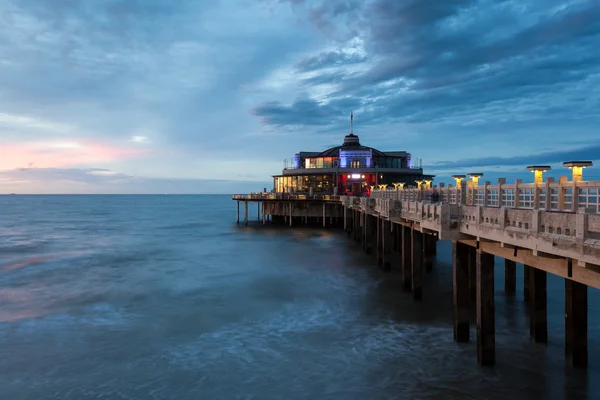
xmin=453 ymin=241 xmax=470 ymax=343
xmin=411 ymin=228 xmax=423 ymax=301
xmin=476 ymin=249 xmax=495 ymax=366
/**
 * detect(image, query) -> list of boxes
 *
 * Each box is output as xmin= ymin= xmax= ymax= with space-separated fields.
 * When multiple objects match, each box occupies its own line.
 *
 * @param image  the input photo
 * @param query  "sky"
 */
xmin=1 ymin=0 xmax=599 ymax=194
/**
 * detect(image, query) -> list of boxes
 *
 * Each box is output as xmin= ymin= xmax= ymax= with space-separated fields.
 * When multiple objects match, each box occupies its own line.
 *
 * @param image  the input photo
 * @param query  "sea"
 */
xmin=0 ymin=194 xmax=598 ymax=400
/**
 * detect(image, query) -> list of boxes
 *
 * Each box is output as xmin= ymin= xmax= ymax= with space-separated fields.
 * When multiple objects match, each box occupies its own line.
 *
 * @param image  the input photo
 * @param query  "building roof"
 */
xmin=315 ymin=133 xmax=388 ymax=157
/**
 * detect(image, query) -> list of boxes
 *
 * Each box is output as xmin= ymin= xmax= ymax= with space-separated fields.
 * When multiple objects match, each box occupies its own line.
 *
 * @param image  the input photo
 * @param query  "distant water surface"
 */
xmin=0 ymin=195 xmax=598 ymax=399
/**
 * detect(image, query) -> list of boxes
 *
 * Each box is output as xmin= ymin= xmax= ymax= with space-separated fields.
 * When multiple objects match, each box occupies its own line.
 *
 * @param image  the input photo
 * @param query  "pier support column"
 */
xmin=244 ymin=202 xmax=248 ymax=226
xmin=424 ymin=234 xmax=433 ymax=273
xmin=377 ymin=217 xmax=383 ymax=265
xmin=505 ymin=259 xmax=516 ymax=295
xmin=322 ymin=203 xmax=326 ymax=228
xmin=529 ymin=268 xmax=547 ymax=343
xmin=468 ymin=246 xmax=477 ymax=301
xmin=289 ymin=203 xmax=292 ymax=227
xmin=452 ymin=241 xmax=470 ymax=343
xmin=524 ymin=265 xmax=530 ymax=302
xmin=411 ymin=227 xmax=423 ymax=301
xmin=476 ymin=249 xmax=495 ymax=366
xmin=262 ymin=202 xmax=266 ymax=225
xmin=565 ymin=279 xmax=587 ymax=368
xmin=343 ymin=207 xmax=347 ymax=231
xmin=237 ymin=201 xmax=240 ymax=224
xmin=382 ymin=220 xmax=392 ymax=271
xmin=258 ymin=202 xmax=260 ymax=220
xmin=401 ymin=225 xmax=412 ymax=292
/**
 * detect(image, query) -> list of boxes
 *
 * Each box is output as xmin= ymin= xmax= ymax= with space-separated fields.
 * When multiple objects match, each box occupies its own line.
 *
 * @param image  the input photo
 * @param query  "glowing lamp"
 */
xmin=526 ymin=165 xmax=551 ymax=184
xmin=467 ymin=173 xmax=483 ymax=186
xmin=424 ymin=179 xmax=432 ymax=189
xmin=415 ymin=180 xmax=424 ymax=189
xmin=452 ymin=174 xmax=466 ymax=186
xmin=563 ymin=161 xmax=593 ymax=183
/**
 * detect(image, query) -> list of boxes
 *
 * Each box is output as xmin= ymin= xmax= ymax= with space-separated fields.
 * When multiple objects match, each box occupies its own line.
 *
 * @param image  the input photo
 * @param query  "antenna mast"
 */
xmin=350 ymin=111 xmax=353 ymax=134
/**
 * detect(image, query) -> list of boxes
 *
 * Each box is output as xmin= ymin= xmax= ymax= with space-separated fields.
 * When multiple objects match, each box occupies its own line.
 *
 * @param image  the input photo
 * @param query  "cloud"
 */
xmin=0 ymin=168 xmax=270 ymax=194
xmin=254 ymin=0 xmax=600 ymax=135
xmin=2 ymin=0 xmax=600 ymax=193
xmin=430 ymin=144 xmax=600 ymax=170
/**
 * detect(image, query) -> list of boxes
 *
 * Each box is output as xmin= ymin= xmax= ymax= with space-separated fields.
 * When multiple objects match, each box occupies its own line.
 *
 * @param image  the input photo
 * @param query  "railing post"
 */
xmin=497 ymin=178 xmax=505 ymax=208
xmin=483 ymin=181 xmax=489 ymax=207
xmin=545 ymin=178 xmax=553 ymax=210
xmin=559 ymin=176 xmax=568 ymax=211
xmin=514 ymin=179 xmax=522 ymax=208
xmin=460 ymin=181 xmax=467 ymax=205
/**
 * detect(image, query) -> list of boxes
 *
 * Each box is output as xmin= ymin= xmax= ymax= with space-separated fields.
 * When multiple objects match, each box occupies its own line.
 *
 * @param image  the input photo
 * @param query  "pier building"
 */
xmin=273 ymin=115 xmax=433 ymax=196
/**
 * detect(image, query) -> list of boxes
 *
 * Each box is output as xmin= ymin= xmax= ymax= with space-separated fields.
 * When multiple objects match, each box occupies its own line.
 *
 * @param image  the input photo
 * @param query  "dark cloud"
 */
xmin=430 ymin=144 xmax=600 ymax=170
xmin=255 ymin=0 xmax=600 ymax=132
xmin=295 ymin=50 xmax=366 ymax=72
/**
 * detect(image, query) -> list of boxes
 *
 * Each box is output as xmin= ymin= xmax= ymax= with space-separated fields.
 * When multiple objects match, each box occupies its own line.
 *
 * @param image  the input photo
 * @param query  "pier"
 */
xmin=233 ymin=161 xmax=599 ymax=368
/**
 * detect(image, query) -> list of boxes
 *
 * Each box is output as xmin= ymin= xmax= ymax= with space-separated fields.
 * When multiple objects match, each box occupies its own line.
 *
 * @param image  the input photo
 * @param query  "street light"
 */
xmin=467 ymin=173 xmax=483 ymax=186
xmin=563 ymin=161 xmax=593 ymax=182
xmin=452 ymin=174 xmax=466 ymax=186
xmin=526 ymin=165 xmax=551 ymax=184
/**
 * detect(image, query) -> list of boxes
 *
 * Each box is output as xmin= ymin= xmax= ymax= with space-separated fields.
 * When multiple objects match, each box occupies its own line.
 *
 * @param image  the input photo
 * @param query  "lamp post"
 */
xmin=467 ymin=173 xmax=483 ymax=186
xmin=563 ymin=161 xmax=593 ymax=183
xmin=526 ymin=165 xmax=551 ymax=184
xmin=452 ymin=174 xmax=466 ymax=186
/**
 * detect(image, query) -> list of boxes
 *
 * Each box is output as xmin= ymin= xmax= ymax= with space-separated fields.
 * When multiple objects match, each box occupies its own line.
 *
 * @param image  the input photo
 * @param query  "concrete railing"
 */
xmin=370 ymin=178 xmax=600 ymax=213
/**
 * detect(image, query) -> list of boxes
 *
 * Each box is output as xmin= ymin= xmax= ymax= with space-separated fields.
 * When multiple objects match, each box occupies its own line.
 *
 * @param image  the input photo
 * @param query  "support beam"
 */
xmin=402 ymin=226 xmax=412 ymax=292
xmin=322 ymin=203 xmax=326 ymax=227
xmin=244 ymin=202 xmax=248 ymax=226
xmin=453 ymin=241 xmax=470 ymax=343
xmin=529 ymin=268 xmax=548 ymax=343
xmin=237 ymin=201 xmax=240 ymax=224
xmin=565 ymin=279 xmax=588 ymax=368
xmin=505 ymin=259 xmax=516 ymax=295
xmin=476 ymin=249 xmax=495 ymax=366
xmin=262 ymin=202 xmax=266 ymax=225
xmin=258 ymin=202 xmax=260 ymax=220
xmin=411 ymin=227 xmax=423 ymax=301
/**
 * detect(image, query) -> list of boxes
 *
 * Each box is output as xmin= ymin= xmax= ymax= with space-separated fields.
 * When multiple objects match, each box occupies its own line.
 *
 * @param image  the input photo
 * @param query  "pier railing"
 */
xmin=370 ymin=178 xmax=600 ymax=213
xmin=233 ymin=193 xmax=341 ymax=201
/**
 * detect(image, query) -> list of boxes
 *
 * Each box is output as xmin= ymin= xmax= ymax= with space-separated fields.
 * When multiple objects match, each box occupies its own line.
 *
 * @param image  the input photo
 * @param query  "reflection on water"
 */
xmin=0 ymin=195 xmax=598 ymax=399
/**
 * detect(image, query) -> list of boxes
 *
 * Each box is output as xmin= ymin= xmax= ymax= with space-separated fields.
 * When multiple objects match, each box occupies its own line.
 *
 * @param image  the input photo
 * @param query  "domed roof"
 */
xmin=316 ymin=133 xmax=386 ymax=157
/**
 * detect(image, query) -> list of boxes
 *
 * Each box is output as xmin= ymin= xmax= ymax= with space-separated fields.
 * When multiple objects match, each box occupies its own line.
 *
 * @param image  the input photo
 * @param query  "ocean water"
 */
xmin=0 ymin=194 xmax=598 ymax=400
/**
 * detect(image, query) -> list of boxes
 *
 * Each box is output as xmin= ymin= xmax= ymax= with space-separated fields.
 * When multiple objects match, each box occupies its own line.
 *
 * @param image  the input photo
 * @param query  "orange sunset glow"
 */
xmin=1 ymin=140 xmax=149 ymax=171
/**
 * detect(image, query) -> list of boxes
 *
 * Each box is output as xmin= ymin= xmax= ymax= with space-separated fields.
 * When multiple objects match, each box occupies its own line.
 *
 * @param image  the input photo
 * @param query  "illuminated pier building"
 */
xmin=273 ymin=117 xmax=433 ymax=196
